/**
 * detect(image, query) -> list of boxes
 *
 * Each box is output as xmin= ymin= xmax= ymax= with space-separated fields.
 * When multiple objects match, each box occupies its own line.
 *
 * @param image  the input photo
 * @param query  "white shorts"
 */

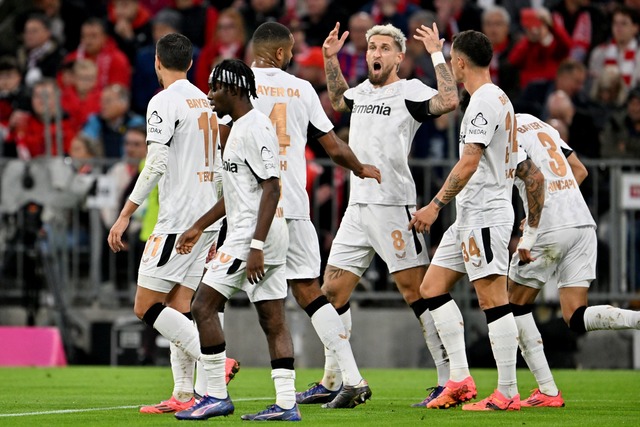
xmin=431 ymin=223 xmax=511 ymax=281
xmin=327 ymin=204 xmax=429 ymax=276
xmin=286 ymin=219 xmax=321 ymax=280
xmin=201 ymin=249 xmax=287 ymax=303
xmin=509 ymin=226 xmax=596 ymax=289
xmin=138 ymin=231 xmax=215 ymax=293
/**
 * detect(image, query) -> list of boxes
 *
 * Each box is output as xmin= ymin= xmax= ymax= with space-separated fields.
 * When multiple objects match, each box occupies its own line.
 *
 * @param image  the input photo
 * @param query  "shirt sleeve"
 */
xmin=244 ymin=121 xmax=280 ymax=182
xmin=405 ymin=79 xmax=439 ymax=122
xmin=462 ymin=97 xmax=499 ymax=147
xmin=306 ymin=81 xmax=334 ymax=139
xmin=146 ymin=93 xmax=178 ymax=145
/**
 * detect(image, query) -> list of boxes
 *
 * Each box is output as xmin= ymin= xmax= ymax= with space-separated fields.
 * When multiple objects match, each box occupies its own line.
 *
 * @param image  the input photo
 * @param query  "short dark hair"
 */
xmin=452 ymin=30 xmax=493 ymax=68
xmin=156 ymin=33 xmax=193 ymax=72
xmin=210 ymin=59 xmax=257 ymax=101
xmin=252 ymin=21 xmax=291 ymax=47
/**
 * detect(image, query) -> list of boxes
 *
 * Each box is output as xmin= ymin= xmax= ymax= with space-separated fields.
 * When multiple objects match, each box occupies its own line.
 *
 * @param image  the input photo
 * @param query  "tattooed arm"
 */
xmin=413 ymin=23 xmax=458 ymax=114
xmin=515 ymin=158 xmax=545 ymax=263
xmin=516 ymin=158 xmax=545 ymax=229
xmin=409 ymin=143 xmax=484 ymax=233
xmin=323 ymin=22 xmax=351 ymax=112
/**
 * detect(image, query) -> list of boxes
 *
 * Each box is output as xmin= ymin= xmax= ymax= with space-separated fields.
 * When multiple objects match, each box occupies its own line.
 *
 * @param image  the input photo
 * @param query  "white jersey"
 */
xmin=515 ymin=113 xmax=596 ymax=232
xmin=146 ymin=79 xmax=221 ymax=233
xmin=456 ymin=83 xmax=516 ymax=230
xmin=251 ymin=67 xmax=334 ymax=220
xmin=220 ymin=109 xmax=287 ymax=264
xmin=344 ymin=79 xmax=438 ymax=205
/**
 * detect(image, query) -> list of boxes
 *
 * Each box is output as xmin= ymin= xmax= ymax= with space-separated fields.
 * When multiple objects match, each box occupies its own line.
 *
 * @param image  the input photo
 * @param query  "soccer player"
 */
xmin=249 ymin=21 xmax=381 ymax=409
xmin=107 ymin=33 xmax=233 ymax=413
xmin=174 ymin=59 xmax=300 ymax=421
xmin=509 ymin=113 xmax=640 ymax=407
xmin=409 ymin=30 xmax=525 ymax=411
xmin=306 ymin=21 xmax=458 ymax=408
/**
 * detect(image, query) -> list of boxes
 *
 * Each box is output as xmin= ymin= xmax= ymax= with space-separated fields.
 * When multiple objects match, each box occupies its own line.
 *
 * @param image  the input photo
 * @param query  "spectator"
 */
xmin=589 ymin=5 xmax=640 ymax=90
xmin=400 ymin=9 xmax=438 ymax=86
xmin=516 ymin=58 xmax=588 ymax=119
xmin=337 ymin=11 xmax=374 ymax=86
xmin=100 ymin=124 xmax=149 ymax=293
xmin=169 ymin=0 xmax=218 ymax=49
xmin=600 ymin=86 xmax=640 ymax=159
xmin=60 ymin=59 xmax=102 ymax=133
xmin=432 ymin=0 xmax=482 ymax=43
xmin=300 ymin=0 xmax=349 ymax=47
xmin=0 ymin=56 xmax=30 ymax=157
xmin=131 ymin=8 xmax=197 ymax=115
xmin=68 ymin=131 xmax=103 ymax=174
xmin=62 ymin=17 xmax=132 ymax=91
xmin=546 ymin=89 xmax=600 ymax=159
xmin=588 ymin=64 xmax=628 ymax=131
xmin=21 ymin=0 xmax=90 ymax=54
xmin=82 ymin=83 xmax=144 ymax=158
xmin=194 ymin=8 xmax=246 ymax=93
xmin=16 ymin=13 xmax=66 ymax=88
xmin=508 ymin=7 xmax=573 ymax=89
xmin=106 ymin=0 xmax=154 ymax=66
xmin=361 ymin=0 xmax=422 ymax=37
xmin=482 ymin=5 xmax=519 ymax=102
xmin=239 ymin=0 xmax=287 ymax=40
xmin=8 ymin=78 xmax=75 ymax=158
xmin=0 ymin=0 xmax=35 ymax=56
xmin=293 ymin=46 xmax=326 ymax=89
xmin=550 ymin=0 xmax=610 ymax=63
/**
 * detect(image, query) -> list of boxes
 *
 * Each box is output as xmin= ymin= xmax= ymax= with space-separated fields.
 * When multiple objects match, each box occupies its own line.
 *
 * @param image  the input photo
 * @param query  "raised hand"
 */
xmin=414 ymin=22 xmax=444 ymax=55
xmin=323 ymin=22 xmax=349 ymax=59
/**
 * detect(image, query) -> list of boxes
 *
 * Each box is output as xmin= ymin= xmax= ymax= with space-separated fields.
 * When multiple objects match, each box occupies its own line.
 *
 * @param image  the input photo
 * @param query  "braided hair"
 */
xmin=209 ymin=59 xmax=258 ymax=101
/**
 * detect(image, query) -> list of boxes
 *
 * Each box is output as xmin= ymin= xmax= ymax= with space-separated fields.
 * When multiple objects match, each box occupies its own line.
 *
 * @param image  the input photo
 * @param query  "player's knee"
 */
xmin=568 ymin=305 xmax=588 ymax=333
xmin=139 ymin=302 xmax=165 ymax=326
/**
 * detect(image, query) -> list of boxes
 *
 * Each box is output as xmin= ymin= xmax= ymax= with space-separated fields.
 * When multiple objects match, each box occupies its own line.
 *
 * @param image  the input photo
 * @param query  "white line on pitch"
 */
xmin=0 ymin=397 xmax=273 ymax=417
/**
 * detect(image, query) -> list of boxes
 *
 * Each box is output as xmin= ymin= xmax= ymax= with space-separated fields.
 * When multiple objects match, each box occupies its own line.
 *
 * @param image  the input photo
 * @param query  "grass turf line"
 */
xmin=0 ymin=367 xmax=638 ymax=426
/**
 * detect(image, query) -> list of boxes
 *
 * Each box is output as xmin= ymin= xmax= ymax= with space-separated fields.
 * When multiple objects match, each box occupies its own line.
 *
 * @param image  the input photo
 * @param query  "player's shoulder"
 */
xmin=403 ymin=78 xmax=438 ymax=101
xmin=468 ymin=84 xmax=511 ymax=112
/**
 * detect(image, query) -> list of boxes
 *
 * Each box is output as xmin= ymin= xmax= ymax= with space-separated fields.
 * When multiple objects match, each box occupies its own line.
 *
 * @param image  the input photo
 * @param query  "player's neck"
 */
xmin=230 ymin=102 xmax=253 ymax=122
xmin=252 ymin=56 xmax=280 ymax=69
xmin=372 ymin=74 xmax=400 ymax=88
xmin=161 ymin=71 xmax=188 ymax=89
xmin=463 ymin=71 xmax=492 ymax=95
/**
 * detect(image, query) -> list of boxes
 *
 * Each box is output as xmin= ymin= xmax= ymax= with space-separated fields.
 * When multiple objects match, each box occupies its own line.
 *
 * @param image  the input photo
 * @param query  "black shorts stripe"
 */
xmin=481 ymin=227 xmax=493 ymax=264
xmin=405 ymin=205 xmax=423 ymax=255
xmin=157 ymin=234 xmax=176 ymax=267
xmin=227 ymin=258 xmax=242 ymax=275
xmin=216 ymin=218 xmax=228 ymax=250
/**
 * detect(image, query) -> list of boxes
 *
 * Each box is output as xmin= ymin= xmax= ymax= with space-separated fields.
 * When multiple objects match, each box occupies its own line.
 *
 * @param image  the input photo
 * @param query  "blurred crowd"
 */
xmin=1 ymin=0 xmax=640 ymax=293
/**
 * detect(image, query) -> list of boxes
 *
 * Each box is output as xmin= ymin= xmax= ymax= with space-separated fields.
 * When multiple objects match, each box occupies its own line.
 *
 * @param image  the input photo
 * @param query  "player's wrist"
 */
xmin=431 ymin=196 xmax=446 ymax=211
xmin=250 ymin=239 xmax=264 ymax=251
xmin=518 ymin=226 xmax=538 ymax=251
xmin=431 ymin=51 xmax=445 ymax=66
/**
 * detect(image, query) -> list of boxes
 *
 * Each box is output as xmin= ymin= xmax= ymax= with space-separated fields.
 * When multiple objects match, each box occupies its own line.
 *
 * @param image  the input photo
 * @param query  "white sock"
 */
xmin=195 ymin=313 xmax=224 ymax=396
xmin=153 ymin=307 xmax=201 ymax=360
xmin=170 ymin=342 xmax=195 ymax=402
xmin=321 ymin=307 xmax=351 ymax=390
xmin=488 ymin=313 xmax=519 ymax=399
xmin=515 ymin=313 xmax=558 ymax=396
xmin=312 ymin=304 xmax=362 ymax=387
xmin=202 ymin=351 xmax=227 ymax=399
xmin=419 ymin=309 xmax=450 ymax=387
xmin=584 ymin=305 xmax=640 ymax=331
xmin=272 ymin=368 xmax=296 ymax=410
xmin=429 ymin=300 xmax=469 ymax=381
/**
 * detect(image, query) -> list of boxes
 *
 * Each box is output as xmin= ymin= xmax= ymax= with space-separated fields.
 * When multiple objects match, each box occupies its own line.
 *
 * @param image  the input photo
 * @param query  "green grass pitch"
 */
xmin=0 ymin=367 xmax=639 ymax=426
